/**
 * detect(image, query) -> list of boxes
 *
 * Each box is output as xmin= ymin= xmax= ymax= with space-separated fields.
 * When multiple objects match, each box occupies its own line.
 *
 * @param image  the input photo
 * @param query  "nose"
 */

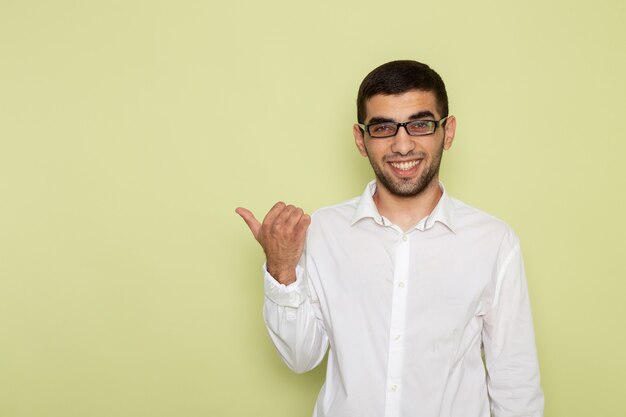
xmin=390 ymin=126 xmax=415 ymax=155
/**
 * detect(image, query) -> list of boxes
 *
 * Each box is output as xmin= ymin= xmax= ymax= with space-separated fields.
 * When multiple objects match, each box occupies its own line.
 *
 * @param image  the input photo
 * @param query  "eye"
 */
xmin=369 ymin=123 xmax=396 ymax=136
xmin=407 ymin=120 xmax=435 ymax=134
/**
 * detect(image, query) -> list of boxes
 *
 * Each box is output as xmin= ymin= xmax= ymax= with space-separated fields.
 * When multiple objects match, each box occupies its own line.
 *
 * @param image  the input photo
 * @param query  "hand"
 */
xmin=235 ymin=202 xmax=311 ymax=285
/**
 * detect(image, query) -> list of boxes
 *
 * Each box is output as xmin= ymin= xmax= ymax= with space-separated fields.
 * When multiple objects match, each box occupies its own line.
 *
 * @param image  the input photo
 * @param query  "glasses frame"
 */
xmin=358 ymin=116 xmax=450 ymax=138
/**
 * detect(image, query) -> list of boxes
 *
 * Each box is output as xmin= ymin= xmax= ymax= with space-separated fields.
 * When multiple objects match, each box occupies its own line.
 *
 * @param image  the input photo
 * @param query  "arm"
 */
xmin=236 ymin=203 xmax=328 ymax=373
xmin=482 ymin=240 xmax=544 ymax=417
xmin=263 ymin=262 xmax=329 ymax=373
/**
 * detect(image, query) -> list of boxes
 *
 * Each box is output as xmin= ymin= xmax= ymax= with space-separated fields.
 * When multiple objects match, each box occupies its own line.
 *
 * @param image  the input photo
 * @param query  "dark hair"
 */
xmin=356 ymin=60 xmax=449 ymax=123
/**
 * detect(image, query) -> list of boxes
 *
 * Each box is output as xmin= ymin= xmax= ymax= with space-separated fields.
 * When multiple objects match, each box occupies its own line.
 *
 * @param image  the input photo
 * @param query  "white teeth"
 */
xmin=390 ymin=160 xmax=420 ymax=170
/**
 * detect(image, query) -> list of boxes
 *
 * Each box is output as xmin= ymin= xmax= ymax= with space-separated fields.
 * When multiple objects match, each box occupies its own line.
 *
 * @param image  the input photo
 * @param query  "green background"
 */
xmin=1 ymin=0 xmax=625 ymax=416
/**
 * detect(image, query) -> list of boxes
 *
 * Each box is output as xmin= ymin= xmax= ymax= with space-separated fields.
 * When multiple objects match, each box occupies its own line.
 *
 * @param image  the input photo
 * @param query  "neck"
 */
xmin=373 ymin=178 xmax=443 ymax=232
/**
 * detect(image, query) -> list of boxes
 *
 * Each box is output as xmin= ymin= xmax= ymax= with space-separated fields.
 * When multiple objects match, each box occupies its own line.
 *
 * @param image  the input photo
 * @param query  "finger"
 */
xmin=284 ymin=207 xmax=305 ymax=229
xmin=272 ymin=204 xmax=297 ymax=226
xmin=294 ymin=214 xmax=311 ymax=240
xmin=235 ymin=207 xmax=262 ymax=240
xmin=263 ymin=201 xmax=287 ymax=226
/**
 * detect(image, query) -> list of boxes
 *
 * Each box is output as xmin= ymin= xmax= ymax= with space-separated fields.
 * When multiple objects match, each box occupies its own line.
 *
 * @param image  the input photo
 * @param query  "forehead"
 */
xmin=364 ymin=90 xmax=439 ymax=121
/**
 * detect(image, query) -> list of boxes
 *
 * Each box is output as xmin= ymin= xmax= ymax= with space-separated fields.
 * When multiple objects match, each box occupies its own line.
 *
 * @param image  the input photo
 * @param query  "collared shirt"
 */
xmin=263 ymin=181 xmax=544 ymax=417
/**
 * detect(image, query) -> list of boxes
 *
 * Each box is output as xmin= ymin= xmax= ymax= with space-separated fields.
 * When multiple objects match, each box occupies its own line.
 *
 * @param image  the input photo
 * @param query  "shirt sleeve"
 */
xmin=482 ymin=237 xmax=545 ymax=417
xmin=263 ymin=261 xmax=329 ymax=374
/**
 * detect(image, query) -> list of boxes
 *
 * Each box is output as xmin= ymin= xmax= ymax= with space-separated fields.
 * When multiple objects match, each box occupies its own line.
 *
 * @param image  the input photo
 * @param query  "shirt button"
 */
xmin=398 ymin=282 xmax=405 ymax=288
xmin=394 ymin=334 xmax=401 ymax=341
xmin=402 ymin=234 xmax=408 ymax=241
xmin=391 ymin=384 xmax=398 ymax=391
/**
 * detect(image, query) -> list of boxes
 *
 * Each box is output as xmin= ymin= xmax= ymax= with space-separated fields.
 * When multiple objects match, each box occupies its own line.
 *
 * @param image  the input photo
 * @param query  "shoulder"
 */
xmin=450 ymin=196 xmax=520 ymax=250
xmin=310 ymin=196 xmax=360 ymax=223
xmin=304 ymin=196 xmax=361 ymax=243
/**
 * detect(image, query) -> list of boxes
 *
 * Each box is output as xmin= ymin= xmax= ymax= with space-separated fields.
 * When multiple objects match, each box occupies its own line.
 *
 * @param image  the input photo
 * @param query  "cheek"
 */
xmin=364 ymin=141 xmax=388 ymax=159
xmin=429 ymin=137 xmax=447 ymax=153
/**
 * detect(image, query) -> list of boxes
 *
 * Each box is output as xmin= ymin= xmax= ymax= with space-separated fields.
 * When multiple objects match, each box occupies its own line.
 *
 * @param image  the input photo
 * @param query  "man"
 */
xmin=236 ymin=60 xmax=544 ymax=417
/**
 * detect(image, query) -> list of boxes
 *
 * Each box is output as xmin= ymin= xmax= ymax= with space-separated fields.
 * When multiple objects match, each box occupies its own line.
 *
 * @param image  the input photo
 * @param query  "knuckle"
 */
xmin=271 ymin=202 xmax=285 ymax=213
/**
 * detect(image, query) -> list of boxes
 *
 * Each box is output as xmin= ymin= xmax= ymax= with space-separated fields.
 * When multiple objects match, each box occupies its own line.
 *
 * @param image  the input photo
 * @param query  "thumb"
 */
xmin=235 ymin=207 xmax=261 ymax=240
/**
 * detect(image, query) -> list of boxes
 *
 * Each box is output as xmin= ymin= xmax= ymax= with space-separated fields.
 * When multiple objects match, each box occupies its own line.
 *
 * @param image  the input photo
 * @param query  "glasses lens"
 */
xmin=368 ymin=123 xmax=397 ymax=138
xmin=406 ymin=120 xmax=436 ymax=135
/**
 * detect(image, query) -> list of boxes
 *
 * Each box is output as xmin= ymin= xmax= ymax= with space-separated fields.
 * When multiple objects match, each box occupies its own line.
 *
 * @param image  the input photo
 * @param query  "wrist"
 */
xmin=267 ymin=263 xmax=297 ymax=285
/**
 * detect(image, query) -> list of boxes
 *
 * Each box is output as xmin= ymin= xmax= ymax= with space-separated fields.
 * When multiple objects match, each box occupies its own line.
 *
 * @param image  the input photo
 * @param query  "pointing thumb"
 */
xmin=235 ymin=207 xmax=261 ymax=240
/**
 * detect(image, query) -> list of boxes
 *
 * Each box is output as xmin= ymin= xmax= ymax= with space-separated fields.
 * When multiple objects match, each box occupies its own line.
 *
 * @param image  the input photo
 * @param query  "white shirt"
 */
xmin=263 ymin=181 xmax=544 ymax=417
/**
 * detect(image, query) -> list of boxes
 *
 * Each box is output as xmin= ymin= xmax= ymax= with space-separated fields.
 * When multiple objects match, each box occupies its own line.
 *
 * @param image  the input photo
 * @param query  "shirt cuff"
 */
xmin=263 ymin=263 xmax=307 ymax=308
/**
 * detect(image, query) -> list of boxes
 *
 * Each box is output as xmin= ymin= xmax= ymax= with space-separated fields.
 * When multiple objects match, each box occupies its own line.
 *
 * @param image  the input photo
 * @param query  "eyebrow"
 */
xmin=408 ymin=111 xmax=436 ymax=120
xmin=367 ymin=111 xmax=436 ymax=124
xmin=367 ymin=116 xmax=395 ymax=124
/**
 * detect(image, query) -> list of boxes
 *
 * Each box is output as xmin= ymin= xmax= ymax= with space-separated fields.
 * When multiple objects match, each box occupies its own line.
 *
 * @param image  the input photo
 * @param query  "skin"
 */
xmin=236 ymin=89 xmax=456 ymax=284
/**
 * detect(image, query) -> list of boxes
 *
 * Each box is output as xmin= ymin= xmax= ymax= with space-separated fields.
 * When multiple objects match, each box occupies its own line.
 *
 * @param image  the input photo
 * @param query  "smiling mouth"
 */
xmin=388 ymin=160 xmax=421 ymax=171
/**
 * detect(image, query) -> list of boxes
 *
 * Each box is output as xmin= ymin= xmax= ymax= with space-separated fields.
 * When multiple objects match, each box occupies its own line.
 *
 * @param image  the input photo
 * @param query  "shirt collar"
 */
xmin=350 ymin=180 xmax=456 ymax=233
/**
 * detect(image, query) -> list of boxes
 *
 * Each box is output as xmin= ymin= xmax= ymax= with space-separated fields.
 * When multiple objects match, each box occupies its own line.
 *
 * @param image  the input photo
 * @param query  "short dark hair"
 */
xmin=356 ymin=60 xmax=449 ymax=123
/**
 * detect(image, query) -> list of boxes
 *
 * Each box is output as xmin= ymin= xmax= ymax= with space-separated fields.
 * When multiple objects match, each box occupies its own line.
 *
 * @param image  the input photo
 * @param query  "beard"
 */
xmin=366 ymin=143 xmax=444 ymax=198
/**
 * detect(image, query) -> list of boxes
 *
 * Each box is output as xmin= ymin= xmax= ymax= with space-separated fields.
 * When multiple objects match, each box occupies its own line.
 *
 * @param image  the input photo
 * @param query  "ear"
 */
xmin=442 ymin=116 xmax=456 ymax=150
xmin=353 ymin=124 xmax=368 ymax=157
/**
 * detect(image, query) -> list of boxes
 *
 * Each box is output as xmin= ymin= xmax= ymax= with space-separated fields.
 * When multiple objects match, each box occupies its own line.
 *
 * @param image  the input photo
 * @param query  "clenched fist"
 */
xmin=236 ymin=202 xmax=311 ymax=285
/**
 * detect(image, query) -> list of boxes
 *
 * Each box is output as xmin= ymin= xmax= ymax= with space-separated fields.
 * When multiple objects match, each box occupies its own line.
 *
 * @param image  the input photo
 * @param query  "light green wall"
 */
xmin=1 ymin=0 xmax=624 ymax=416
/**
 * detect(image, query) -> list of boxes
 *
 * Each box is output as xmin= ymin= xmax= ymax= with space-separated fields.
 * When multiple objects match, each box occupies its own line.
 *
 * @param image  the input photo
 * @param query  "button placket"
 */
xmin=384 ymin=232 xmax=410 ymax=417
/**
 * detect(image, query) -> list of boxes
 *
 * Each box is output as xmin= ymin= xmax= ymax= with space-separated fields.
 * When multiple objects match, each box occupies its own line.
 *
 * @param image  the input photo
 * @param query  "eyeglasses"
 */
xmin=358 ymin=116 xmax=449 ymax=138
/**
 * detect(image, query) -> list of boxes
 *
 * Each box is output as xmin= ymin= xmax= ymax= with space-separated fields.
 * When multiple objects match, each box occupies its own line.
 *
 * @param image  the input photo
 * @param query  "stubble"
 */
xmin=366 ymin=143 xmax=444 ymax=198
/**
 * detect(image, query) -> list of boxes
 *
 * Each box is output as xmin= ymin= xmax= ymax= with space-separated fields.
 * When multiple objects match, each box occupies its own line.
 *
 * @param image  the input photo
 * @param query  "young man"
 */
xmin=236 ymin=60 xmax=544 ymax=417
